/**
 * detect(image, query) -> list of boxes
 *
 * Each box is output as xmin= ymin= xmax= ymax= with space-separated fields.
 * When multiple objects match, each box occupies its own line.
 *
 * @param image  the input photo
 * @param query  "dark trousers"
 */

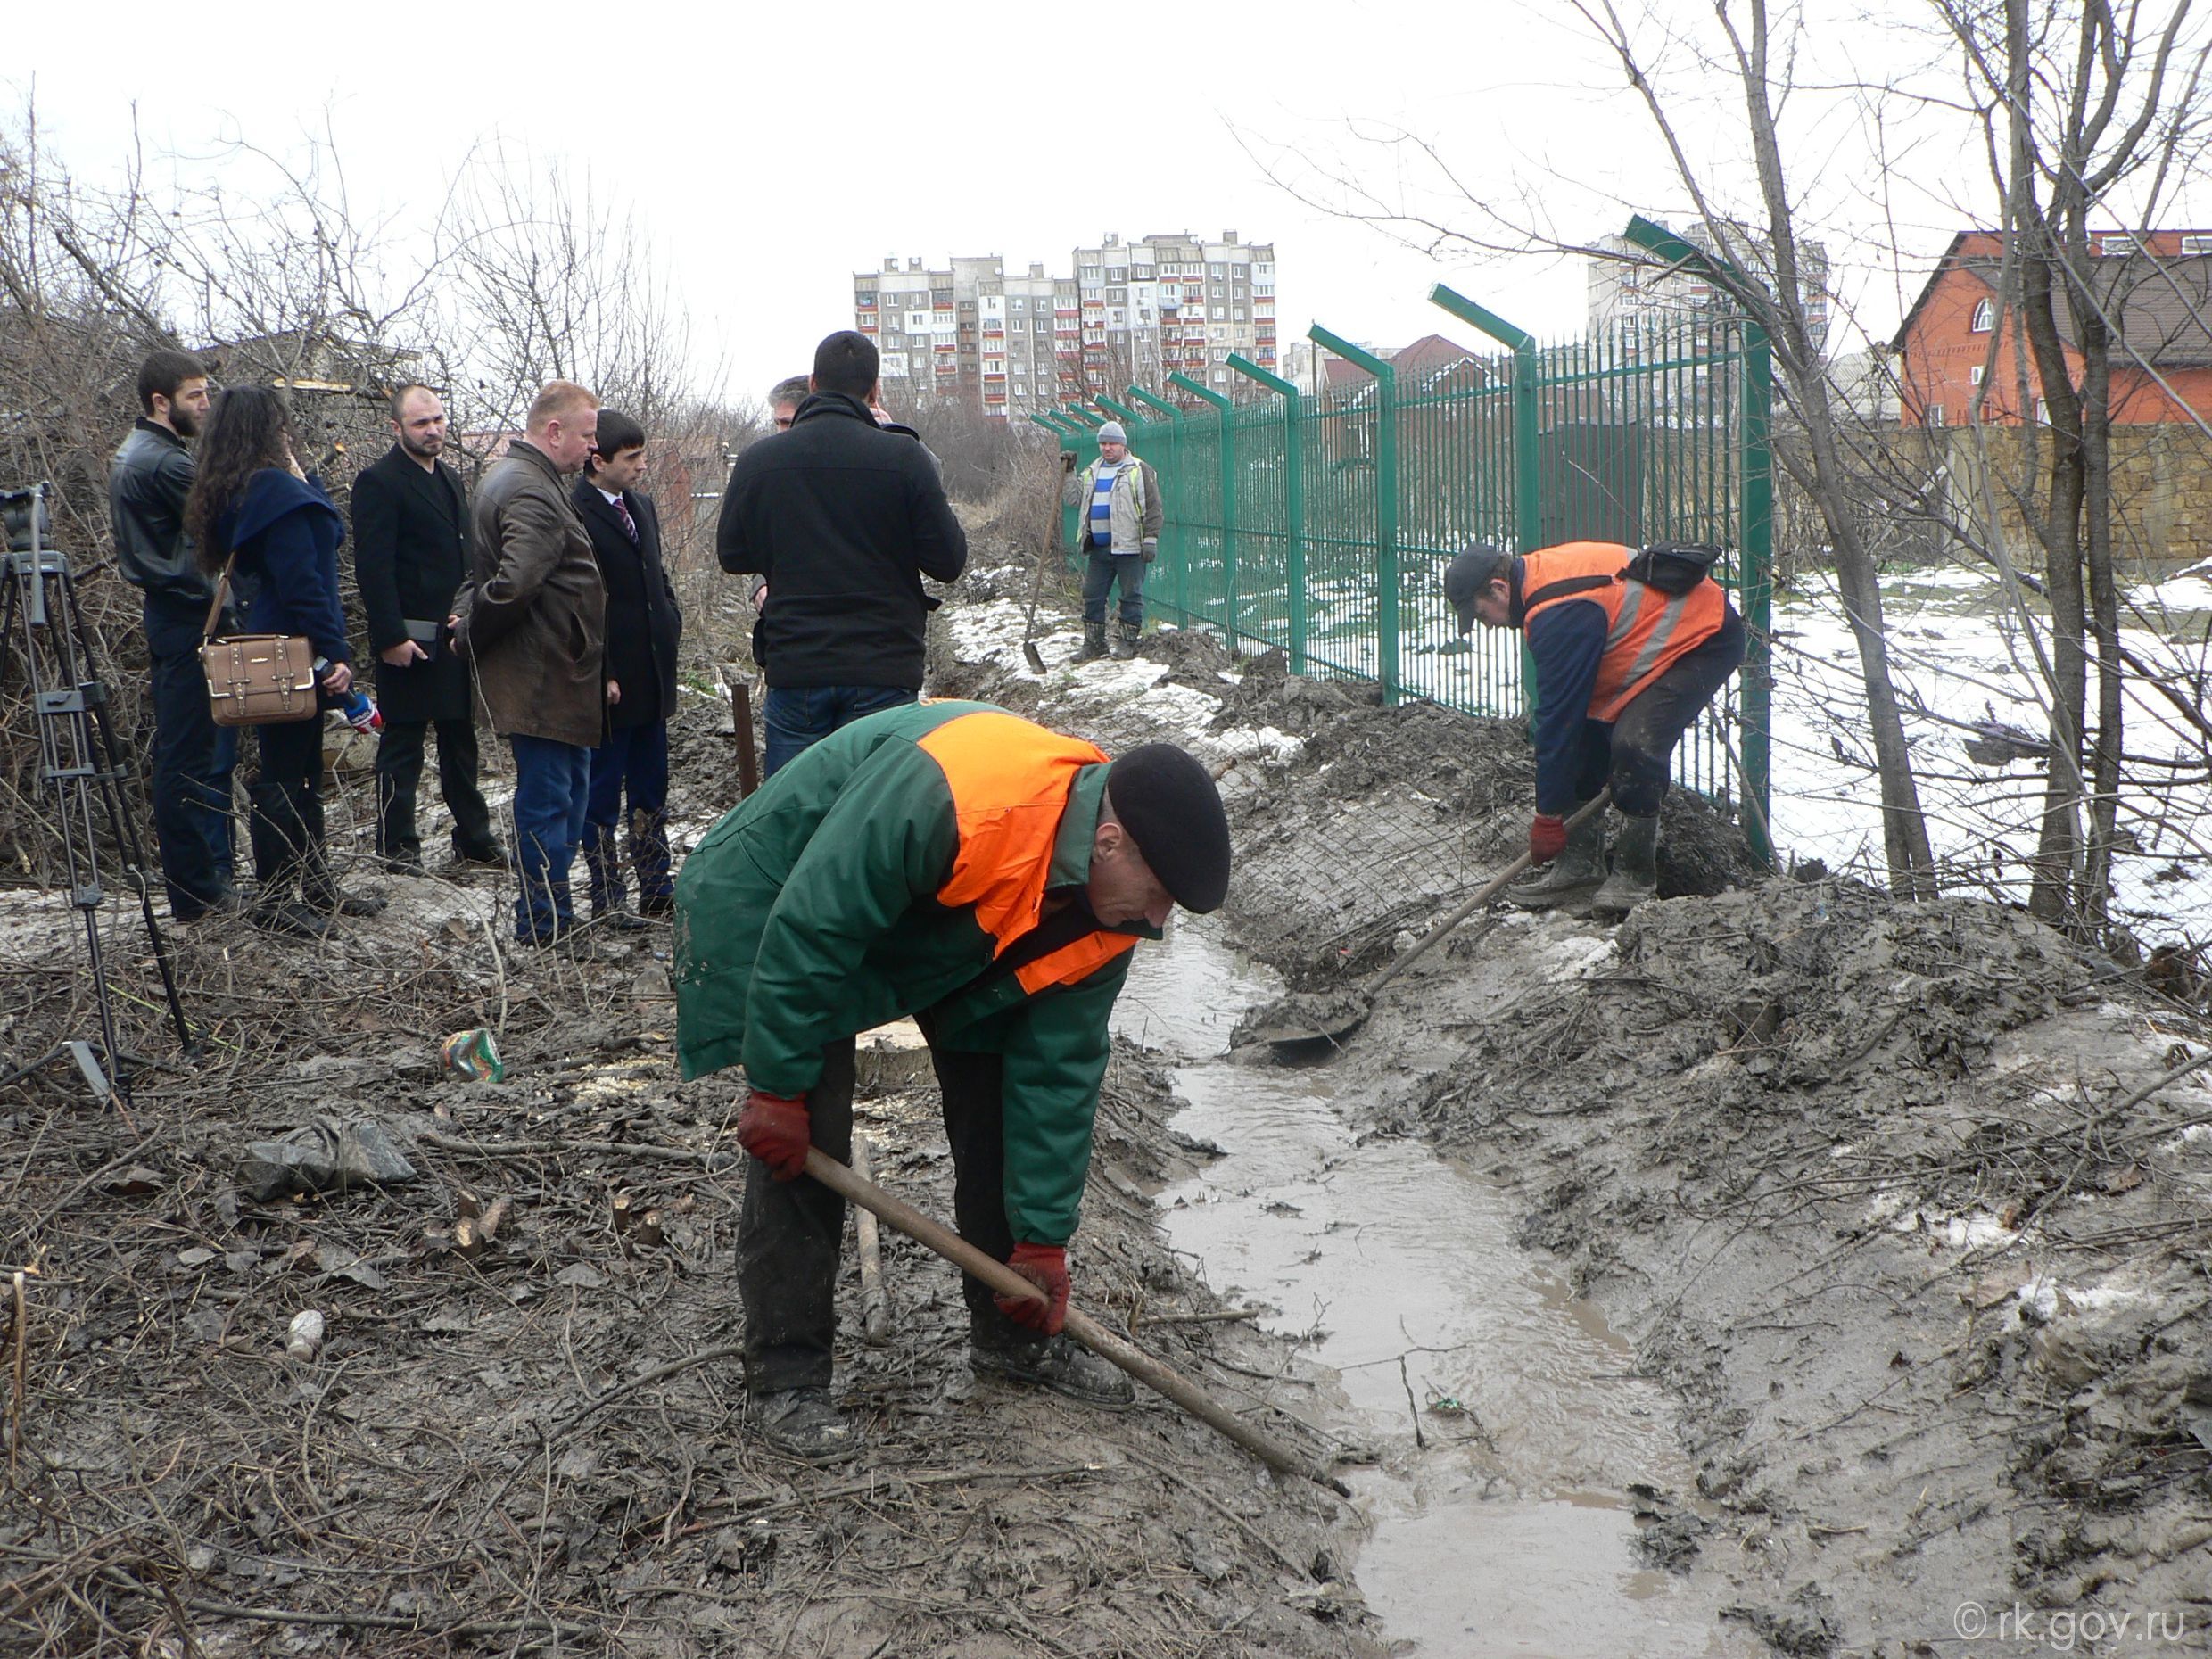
xmin=1571 ymin=607 xmax=1747 ymax=817
xmin=762 ymin=684 xmax=916 ymax=777
xmin=142 ymin=592 xmax=237 ymax=916
xmin=1080 ymin=549 xmax=1145 ymax=628
xmin=246 ymin=715 xmax=324 ymax=896
xmin=737 ymin=1030 xmax=1033 ymax=1394
xmin=582 ymin=720 xmax=672 ymax=910
xmin=375 ymin=715 xmax=496 ymax=861
xmin=508 ymin=734 xmax=590 ymax=942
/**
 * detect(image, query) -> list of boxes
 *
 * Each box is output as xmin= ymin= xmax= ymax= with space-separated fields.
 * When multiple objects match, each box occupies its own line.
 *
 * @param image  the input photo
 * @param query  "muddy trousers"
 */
xmin=737 ymin=1031 xmax=1038 ymax=1394
xmin=1567 ymin=607 xmax=1746 ymax=818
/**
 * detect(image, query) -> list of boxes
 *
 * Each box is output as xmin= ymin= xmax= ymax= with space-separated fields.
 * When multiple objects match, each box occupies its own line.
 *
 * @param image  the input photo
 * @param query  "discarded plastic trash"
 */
xmin=441 ymin=1028 xmax=505 ymax=1083
xmin=239 ymin=1120 xmax=418 ymax=1202
xmin=286 ymin=1309 xmax=326 ymax=1360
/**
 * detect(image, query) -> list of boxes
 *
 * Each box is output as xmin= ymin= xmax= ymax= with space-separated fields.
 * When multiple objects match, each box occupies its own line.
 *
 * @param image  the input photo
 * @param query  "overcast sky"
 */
xmin=15 ymin=1 xmax=2181 ymax=409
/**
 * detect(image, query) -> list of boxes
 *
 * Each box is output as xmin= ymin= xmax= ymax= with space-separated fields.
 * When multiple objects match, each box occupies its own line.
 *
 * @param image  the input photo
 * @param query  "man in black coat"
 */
xmin=574 ymin=410 xmax=682 ymax=924
xmin=716 ymin=330 xmax=965 ymax=775
xmin=351 ymin=385 xmax=502 ymax=874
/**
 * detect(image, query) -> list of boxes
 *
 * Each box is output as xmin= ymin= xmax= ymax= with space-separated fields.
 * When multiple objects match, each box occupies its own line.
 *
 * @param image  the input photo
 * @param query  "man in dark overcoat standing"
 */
xmin=351 ymin=384 xmax=503 ymax=874
xmin=571 ymin=409 xmax=682 ymax=926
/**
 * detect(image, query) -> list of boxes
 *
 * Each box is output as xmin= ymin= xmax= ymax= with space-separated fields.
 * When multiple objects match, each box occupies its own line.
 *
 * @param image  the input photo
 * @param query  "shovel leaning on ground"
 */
xmin=1247 ymin=789 xmax=1614 ymax=1054
xmin=803 ymin=1147 xmax=1349 ymax=1496
xmin=1017 ymin=480 xmax=1061 ymax=673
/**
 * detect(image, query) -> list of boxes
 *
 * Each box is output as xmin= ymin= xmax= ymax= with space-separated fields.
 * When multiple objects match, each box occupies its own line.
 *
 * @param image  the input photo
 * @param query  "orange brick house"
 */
xmin=1893 ymin=229 xmax=2212 ymax=429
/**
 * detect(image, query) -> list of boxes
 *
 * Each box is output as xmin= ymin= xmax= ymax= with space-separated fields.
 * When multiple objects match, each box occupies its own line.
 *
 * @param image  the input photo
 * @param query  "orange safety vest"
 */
xmin=1519 ymin=542 xmax=1728 ymax=722
xmin=915 ymin=710 xmax=1138 ymax=996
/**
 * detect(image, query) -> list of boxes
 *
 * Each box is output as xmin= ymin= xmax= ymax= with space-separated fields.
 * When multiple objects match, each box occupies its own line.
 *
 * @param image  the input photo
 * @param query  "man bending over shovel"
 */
xmin=1445 ymin=541 xmax=1744 ymax=917
xmin=673 ymin=702 xmax=1231 ymax=1462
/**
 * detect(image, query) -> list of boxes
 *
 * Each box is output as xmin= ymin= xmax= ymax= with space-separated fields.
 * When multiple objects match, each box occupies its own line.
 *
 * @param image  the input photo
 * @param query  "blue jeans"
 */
xmin=508 ymin=734 xmax=591 ymax=941
xmin=762 ymin=685 xmax=916 ymax=777
xmin=1081 ymin=549 xmax=1145 ymax=629
xmin=583 ymin=721 xmax=671 ymax=910
xmin=143 ymin=591 xmax=238 ymax=916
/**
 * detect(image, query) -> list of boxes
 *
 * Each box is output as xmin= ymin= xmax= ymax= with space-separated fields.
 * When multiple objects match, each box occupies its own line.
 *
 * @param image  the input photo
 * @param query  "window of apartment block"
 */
xmin=1968 ymin=365 xmax=1985 ymax=386
xmin=1107 ymin=268 xmax=1126 ymax=282
xmin=1209 ymin=263 xmax=1226 ymax=278
xmin=1080 ymin=266 xmax=1102 ymax=281
xmin=1970 ymin=298 xmax=1994 ymax=332
xmin=1927 ymin=403 xmax=1946 ymax=427
xmin=2182 ymin=234 xmax=2212 ymax=253
xmin=2097 ymin=234 xmax=2141 ymax=256
xmin=1107 ymin=286 xmax=1126 ymax=303
xmin=1234 ymin=308 xmax=1246 ymax=322
xmin=1210 ymin=308 xmax=1225 ymax=321
xmin=1210 ymin=284 xmax=1225 ymax=299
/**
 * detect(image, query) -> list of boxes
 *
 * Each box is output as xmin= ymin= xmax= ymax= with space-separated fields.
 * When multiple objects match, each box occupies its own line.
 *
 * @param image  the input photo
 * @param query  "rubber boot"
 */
xmin=1076 ymin=622 xmax=1109 ymax=663
xmin=1111 ymin=617 xmax=1139 ymax=660
xmin=1505 ymin=805 xmax=1608 ymax=912
xmin=1585 ymin=813 xmax=1659 ymax=919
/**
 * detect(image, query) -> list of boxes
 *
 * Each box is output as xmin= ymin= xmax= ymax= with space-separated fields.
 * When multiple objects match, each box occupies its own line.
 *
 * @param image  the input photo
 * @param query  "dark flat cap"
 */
xmin=1443 ymin=544 xmax=1510 ymax=633
xmin=1106 ymin=744 xmax=1231 ymax=913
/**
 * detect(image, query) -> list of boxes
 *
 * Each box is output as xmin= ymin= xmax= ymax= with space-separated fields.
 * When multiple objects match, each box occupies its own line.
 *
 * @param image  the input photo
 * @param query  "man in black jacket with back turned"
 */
xmin=351 ymin=384 xmax=502 ymax=875
xmin=715 ymin=331 xmax=965 ymax=775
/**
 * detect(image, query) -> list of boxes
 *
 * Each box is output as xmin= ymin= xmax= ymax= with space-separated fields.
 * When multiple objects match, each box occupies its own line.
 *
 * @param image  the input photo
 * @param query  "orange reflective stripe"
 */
xmin=916 ymin=710 xmax=1109 ymax=955
xmin=1015 ymin=931 xmax=1137 ymax=995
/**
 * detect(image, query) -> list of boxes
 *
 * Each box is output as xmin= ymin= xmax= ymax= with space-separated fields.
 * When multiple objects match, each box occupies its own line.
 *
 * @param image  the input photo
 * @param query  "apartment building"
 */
xmin=1586 ymin=224 xmax=1831 ymax=355
xmin=854 ymin=230 xmax=1277 ymax=418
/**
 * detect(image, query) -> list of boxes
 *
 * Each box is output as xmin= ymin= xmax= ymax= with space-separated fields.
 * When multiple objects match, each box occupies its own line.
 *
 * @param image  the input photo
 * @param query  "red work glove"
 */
xmin=995 ymin=1242 xmax=1069 ymax=1335
xmin=736 ymin=1089 xmax=811 ymax=1181
xmin=1529 ymin=813 xmax=1567 ymax=864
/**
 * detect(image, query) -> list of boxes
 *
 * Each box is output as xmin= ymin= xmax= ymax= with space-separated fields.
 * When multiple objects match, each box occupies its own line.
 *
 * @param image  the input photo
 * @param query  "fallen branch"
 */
xmin=417 ymin=1130 xmax=735 ymax=1168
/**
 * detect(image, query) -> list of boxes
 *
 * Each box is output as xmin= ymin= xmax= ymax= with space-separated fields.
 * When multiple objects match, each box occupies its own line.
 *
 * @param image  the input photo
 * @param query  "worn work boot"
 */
xmin=971 ymin=1336 xmax=1136 ymax=1407
xmin=302 ymin=850 xmax=388 ymax=918
xmin=1076 ymin=622 xmax=1109 ymax=663
xmin=1111 ymin=618 xmax=1140 ymax=660
xmin=1585 ymin=813 xmax=1660 ymax=920
xmin=747 ymin=1387 xmax=862 ymax=1463
xmin=1505 ymin=804 xmax=1608 ymax=912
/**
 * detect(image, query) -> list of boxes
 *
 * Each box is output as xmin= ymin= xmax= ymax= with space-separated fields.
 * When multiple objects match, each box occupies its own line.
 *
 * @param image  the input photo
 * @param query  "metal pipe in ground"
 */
xmin=802 ymin=1148 xmax=1348 ymax=1495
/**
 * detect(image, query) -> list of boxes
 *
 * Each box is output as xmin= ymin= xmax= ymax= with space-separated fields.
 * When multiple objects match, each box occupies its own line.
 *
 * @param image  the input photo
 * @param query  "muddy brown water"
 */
xmin=1117 ymin=916 xmax=1756 ymax=1657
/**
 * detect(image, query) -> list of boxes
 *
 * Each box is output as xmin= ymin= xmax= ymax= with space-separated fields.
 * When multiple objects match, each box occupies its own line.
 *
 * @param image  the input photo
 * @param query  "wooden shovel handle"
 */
xmin=802 ymin=1148 xmax=1346 ymax=1494
xmin=1366 ymin=788 xmax=1612 ymax=995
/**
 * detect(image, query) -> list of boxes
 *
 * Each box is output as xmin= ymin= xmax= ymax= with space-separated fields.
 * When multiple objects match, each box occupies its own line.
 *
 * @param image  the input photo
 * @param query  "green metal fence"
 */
xmin=1037 ymin=271 xmax=1773 ymax=861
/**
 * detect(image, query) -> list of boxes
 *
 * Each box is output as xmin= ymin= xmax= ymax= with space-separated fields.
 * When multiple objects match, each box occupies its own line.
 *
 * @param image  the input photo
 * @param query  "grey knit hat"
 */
xmin=1095 ymin=420 xmax=1128 ymax=445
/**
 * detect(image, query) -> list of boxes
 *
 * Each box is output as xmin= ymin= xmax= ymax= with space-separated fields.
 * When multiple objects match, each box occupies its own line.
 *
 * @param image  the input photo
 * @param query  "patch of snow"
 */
xmin=1213 ymin=726 xmax=1306 ymax=763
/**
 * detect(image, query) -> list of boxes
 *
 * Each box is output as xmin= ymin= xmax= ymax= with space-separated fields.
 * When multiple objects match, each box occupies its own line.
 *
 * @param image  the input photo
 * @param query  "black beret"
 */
xmin=1443 ymin=544 xmax=1510 ymax=633
xmin=1105 ymin=744 xmax=1230 ymax=913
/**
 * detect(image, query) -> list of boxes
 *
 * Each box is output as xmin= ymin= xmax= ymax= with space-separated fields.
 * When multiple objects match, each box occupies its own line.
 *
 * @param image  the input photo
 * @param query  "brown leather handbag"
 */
xmin=199 ymin=554 xmax=319 ymax=726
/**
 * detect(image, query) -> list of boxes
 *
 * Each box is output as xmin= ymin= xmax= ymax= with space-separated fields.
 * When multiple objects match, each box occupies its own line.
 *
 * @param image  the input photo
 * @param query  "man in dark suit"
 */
xmin=573 ymin=410 xmax=682 ymax=926
xmin=352 ymin=384 xmax=503 ymax=875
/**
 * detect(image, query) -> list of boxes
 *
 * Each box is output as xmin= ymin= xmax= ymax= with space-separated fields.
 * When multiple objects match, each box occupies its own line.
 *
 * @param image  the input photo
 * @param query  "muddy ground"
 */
xmin=4 ymin=540 xmax=2210 ymax=1656
xmin=933 ymin=549 xmax=2212 ymax=1657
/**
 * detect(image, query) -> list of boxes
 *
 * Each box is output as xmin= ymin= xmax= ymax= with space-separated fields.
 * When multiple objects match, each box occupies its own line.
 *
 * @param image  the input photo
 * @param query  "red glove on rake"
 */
xmin=1529 ymin=813 xmax=1567 ymax=864
xmin=995 ymin=1242 xmax=1070 ymax=1335
xmin=736 ymin=1090 xmax=811 ymax=1181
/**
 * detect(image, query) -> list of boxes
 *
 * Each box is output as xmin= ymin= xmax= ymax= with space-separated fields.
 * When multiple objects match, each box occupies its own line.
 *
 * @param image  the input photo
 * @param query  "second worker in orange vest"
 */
xmin=1444 ymin=541 xmax=1745 ymax=916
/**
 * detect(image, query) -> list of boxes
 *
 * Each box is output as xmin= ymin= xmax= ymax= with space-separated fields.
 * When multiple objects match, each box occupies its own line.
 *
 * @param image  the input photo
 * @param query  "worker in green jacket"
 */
xmin=674 ymin=700 xmax=1232 ymax=1462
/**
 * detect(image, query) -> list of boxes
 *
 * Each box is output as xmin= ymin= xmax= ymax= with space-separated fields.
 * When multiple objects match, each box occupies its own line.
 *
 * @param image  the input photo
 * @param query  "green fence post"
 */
xmin=1168 ymin=372 xmax=1236 ymax=647
xmin=1308 ymin=326 xmax=1398 ymax=703
xmin=1619 ymin=217 xmax=1773 ymax=859
xmin=1127 ymin=385 xmax=1189 ymax=625
xmin=1063 ymin=404 xmax=1105 ymax=429
xmin=1227 ymin=352 xmax=1305 ymax=674
xmin=1738 ymin=324 xmax=1775 ymax=867
xmin=1430 ymin=285 xmax=1539 ymax=721
xmin=1094 ymin=393 xmax=1139 ymax=427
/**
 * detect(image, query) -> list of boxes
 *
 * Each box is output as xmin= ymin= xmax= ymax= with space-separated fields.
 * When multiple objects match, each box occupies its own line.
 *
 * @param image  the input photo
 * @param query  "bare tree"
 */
xmin=1932 ymin=0 xmax=2212 ymax=929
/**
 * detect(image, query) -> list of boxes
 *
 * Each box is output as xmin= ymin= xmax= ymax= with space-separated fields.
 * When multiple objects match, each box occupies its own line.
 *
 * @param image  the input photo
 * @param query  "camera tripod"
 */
xmin=0 ymin=483 xmax=194 ymax=1112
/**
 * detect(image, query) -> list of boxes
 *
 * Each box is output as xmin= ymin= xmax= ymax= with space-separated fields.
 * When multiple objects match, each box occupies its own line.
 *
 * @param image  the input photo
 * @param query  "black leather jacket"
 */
xmin=109 ymin=418 xmax=210 ymax=603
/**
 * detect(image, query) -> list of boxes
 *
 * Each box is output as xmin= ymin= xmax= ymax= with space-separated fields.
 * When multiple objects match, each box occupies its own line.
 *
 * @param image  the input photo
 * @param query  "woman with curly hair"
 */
xmin=186 ymin=385 xmax=386 ymax=937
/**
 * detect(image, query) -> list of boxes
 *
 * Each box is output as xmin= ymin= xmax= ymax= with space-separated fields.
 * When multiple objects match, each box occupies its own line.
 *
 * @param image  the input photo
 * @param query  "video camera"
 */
xmin=2 ymin=483 xmax=54 ymax=553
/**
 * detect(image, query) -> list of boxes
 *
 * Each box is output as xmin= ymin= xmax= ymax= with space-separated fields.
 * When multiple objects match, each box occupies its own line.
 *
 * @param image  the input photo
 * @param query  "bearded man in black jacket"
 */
xmin=714 ymin=331 xmax=965 ymax=775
